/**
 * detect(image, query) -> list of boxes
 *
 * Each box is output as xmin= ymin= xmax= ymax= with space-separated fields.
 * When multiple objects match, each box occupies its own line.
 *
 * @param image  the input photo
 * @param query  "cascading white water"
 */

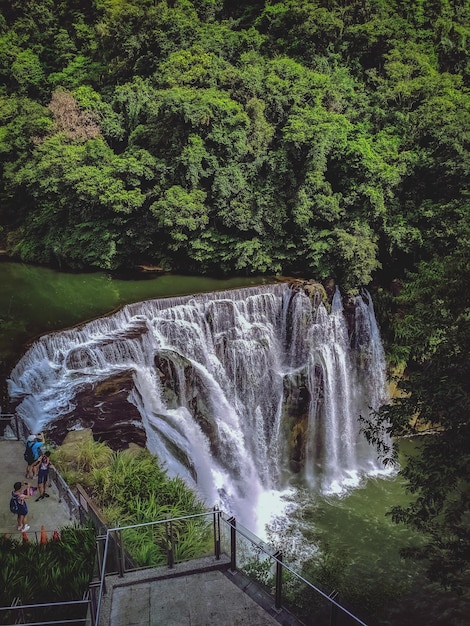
xmin=8 ymin=283 xmax=389 ymax=532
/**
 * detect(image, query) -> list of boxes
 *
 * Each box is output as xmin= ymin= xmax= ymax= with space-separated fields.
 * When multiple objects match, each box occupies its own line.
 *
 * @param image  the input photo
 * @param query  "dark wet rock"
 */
xmin=155 ymin=350 xmax=216 ymax=449
xmin=46 ymin=370 xmax=146 ymax=451
xmin=281 ymin=368 xmax=310 ymax=474
xmin=154 ymin=349 xmax=247 ymax=481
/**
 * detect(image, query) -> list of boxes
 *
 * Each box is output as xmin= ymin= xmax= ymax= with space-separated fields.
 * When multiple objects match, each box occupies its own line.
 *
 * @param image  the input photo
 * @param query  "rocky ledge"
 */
xmin=46 ymin=370 xmax=147 ymax=451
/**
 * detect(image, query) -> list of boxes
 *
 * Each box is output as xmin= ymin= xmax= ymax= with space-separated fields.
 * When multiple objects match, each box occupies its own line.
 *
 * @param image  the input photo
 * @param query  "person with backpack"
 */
xmin=10 ymin=481 xmax=30 ymax=532
xmin=24 ymin=432 xmax=44 ymax=479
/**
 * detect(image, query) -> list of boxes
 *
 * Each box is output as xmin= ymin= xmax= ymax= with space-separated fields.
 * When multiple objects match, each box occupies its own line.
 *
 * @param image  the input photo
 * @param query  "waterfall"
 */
xmin=8 ymin=283 xmax=389 ymax=531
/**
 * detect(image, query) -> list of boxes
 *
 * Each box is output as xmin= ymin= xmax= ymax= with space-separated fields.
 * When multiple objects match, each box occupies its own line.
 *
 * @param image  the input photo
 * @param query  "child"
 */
xmin=12 ymin=481 xmax=30 ymax=532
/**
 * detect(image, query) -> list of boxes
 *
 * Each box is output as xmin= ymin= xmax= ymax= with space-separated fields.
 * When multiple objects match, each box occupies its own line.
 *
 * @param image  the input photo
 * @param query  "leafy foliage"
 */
xmin=0 ymin=0 xmax=469 ymax=594
xmin=0 ymin=0 xmax=467 ymax=284
xmin=54 ymin=437 xmax=210 ymax=567
xmin=363 ymin=235 xmax=470 ymax=590
xmin=0 ymin=524 xmax=95 ymax=620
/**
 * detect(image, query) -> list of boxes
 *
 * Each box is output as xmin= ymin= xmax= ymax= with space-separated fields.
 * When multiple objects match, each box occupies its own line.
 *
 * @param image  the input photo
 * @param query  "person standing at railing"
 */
xmin=35 ymin=451 xmax=53 ymax=501
xmin=24 ymin=432 xmax=44 ymax=479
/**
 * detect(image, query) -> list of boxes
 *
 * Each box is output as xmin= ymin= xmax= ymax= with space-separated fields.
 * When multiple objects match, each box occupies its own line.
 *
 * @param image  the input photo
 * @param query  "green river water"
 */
xmin=0 ymin=261 xmax=467 ymax=625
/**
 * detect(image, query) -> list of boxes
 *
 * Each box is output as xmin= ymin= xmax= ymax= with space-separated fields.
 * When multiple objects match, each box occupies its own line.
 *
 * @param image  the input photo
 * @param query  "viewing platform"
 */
xmin=0 ymin=425 xmax=366 ymax=626
xmin=97 ymin=556 xmax=291 ymax=626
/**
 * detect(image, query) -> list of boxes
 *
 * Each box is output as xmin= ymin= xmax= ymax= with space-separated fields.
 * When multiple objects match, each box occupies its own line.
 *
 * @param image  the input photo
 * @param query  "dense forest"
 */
xmin=1 ymin=0 xmax=469 ymax=594
xmin=0 ymin=0 xmax=467 ymax=287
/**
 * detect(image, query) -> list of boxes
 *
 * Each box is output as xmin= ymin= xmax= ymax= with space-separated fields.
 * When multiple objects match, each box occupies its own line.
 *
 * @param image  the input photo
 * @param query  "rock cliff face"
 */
xmin=155 ymin=350 xmax=217 ymax=452
xmin=279 ymin=277 xmax=330 ymax=308
xmin=46 ymin=370 xmax=147 ymax=450
xmin=282 ymin=369 xmax=311 ymax=473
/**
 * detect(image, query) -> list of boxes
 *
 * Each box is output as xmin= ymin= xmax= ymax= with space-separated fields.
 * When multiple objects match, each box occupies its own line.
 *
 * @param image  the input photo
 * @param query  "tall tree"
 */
xmin=364 ymin=232 xmax=470 ymax=589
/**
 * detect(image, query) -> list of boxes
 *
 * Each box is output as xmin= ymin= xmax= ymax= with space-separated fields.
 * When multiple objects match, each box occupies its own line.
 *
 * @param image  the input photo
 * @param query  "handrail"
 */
xmin=92 ymin=509 xmax=368 ymax=626
xmin=106 ymin=509 xmax=212 ymax=533
xmin=0 ymin=599 xmax=89 ymax=626
xmin=0 ymin=600 xmax=89 ymax=611
xmin=49 ymin=466 xmax=81 ymax=520
xmin=94 ymin=530 xmax=111 ymax=626
xmin=0 ymin=413 xmax=24 ymax=440
xmin=220 ymin=512 xmax=368 ymax=625
xmin=1 ymin=414 xmax=366 ymax=625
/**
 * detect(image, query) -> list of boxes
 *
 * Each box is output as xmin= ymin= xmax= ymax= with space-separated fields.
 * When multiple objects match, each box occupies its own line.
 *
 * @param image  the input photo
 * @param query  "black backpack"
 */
xmin=9 ymin=496 xmax=19 ymax=514
xmin=24 ymin=441 xmax=35 ymax=464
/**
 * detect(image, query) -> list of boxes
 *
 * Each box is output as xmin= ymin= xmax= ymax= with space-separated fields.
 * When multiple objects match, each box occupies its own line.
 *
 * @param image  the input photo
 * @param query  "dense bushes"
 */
xmin=53 ymin=437 xmax=210 ymax=567
xmin=0 ymin=525 xmax=95 ymax=624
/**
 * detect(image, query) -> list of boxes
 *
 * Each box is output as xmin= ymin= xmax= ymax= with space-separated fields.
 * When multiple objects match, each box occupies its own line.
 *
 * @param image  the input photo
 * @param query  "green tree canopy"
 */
xmin=364 ymin=233 xmax=470 ymax=590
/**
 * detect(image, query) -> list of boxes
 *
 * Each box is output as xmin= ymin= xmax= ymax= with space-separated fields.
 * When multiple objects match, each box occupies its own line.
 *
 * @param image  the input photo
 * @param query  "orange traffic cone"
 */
xmin=22 ymin=531 xmax=29 ymax=543
xmin=52 ymin=530 xmax=61 ymax=541
xmin=40 ymin=525 xmax=48 ymax=544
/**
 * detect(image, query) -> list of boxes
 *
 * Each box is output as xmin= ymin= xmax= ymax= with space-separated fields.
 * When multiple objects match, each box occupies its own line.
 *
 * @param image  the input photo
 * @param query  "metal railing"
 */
xmin=0 ymin=410 xmax=368 ymax=625
xmin=0 ymin=412 xmax=93 ymax=626
xmin=0 ymin=413 xmax=26 ymax=440
xmin=49 ymin=465 xmax=81 ymax=521
xmin=91 ymin=509 xmax=368 ymax=626
xmin=0 ymin=411 xmax=81 ymax=522
xmin=219 ymin=512 xmax=367 ymax=626
xmin=0 ymin=598 xmax=89 ymax=626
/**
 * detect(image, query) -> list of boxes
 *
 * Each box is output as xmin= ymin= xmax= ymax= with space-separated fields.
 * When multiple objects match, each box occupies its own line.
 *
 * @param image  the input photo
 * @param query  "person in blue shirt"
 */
xmin=24 ymin=433 xmax=44 ymax=479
